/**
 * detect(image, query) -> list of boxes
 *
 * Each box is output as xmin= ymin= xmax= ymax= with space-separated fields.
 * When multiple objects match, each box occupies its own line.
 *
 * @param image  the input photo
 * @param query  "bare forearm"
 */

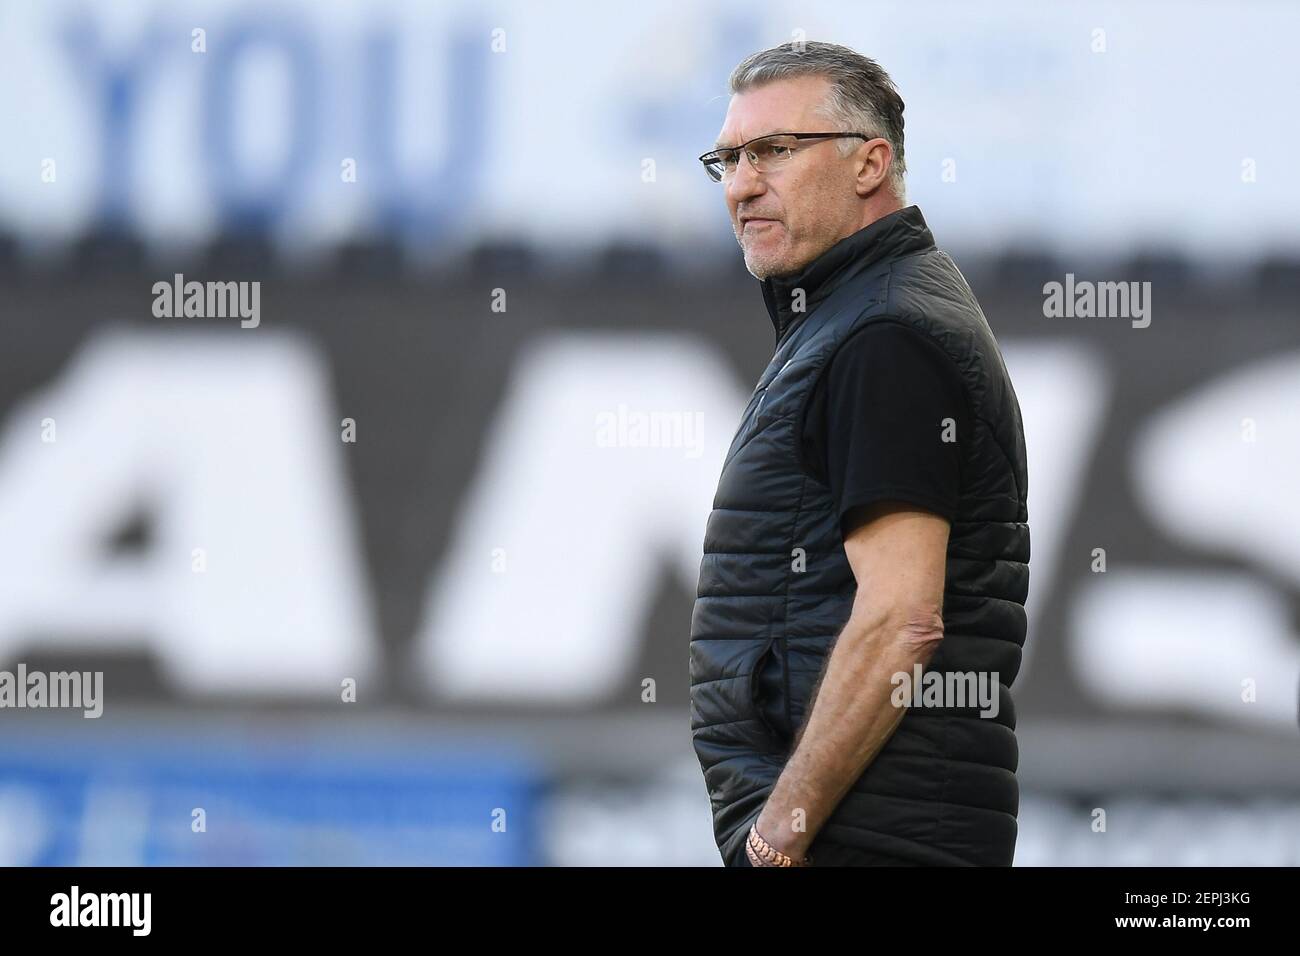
xmin=755 ymin=613 xmax=941 ymax=858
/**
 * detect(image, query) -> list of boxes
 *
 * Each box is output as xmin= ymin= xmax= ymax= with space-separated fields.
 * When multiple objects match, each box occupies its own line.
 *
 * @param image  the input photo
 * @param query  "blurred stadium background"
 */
xmin=1 ymin=0 xmax=1298 ymax=865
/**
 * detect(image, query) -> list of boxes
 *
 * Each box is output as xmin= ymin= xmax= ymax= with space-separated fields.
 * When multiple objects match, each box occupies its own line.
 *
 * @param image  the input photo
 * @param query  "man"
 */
xmin=688 ymin=41 xmax=1030 ymax=867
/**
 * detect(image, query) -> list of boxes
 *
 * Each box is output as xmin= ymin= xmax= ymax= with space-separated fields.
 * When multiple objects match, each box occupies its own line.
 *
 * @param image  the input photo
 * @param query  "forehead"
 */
xmin=716 ymin=75 xmax=833 ymax=147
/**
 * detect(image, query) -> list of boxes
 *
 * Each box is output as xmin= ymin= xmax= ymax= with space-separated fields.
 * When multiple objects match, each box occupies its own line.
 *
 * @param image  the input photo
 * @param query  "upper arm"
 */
xmin=842 ymin=500 xmax=949 ymax=645
xmin=809 ymin=322 xmax=965 ymax=641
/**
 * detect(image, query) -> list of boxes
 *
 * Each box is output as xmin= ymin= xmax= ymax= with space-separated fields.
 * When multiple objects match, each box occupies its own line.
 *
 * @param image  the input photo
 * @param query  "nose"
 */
xmin=725 ymin=151 xmax=766 ymax=206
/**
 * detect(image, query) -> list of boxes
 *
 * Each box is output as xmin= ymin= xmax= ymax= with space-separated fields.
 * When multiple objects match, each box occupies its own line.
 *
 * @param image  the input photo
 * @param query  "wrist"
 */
xmin=746 ymin=821 xmax=813 ymax=867
xmin=756 ymin=805 xmax=813 ymax=858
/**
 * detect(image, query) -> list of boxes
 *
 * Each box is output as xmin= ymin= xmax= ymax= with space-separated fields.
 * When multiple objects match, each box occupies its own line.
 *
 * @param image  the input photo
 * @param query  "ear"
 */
xmin=853 ymin=138 xmax=894 ymax=197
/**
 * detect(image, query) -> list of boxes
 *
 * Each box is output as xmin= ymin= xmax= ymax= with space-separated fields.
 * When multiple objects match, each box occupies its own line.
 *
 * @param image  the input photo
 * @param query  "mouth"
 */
xmin=740 ymin=217 xmax=780 ymax=230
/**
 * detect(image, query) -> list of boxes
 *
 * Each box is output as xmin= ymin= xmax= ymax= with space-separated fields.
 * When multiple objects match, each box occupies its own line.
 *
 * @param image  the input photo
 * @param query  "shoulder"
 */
xmin=828 ymin=318 xmax=965 ymax=384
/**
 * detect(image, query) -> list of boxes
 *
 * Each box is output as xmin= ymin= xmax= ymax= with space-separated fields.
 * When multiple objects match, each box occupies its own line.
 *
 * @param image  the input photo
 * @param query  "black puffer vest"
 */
xmin=689 ymin=205 xmax=1030 ymax=866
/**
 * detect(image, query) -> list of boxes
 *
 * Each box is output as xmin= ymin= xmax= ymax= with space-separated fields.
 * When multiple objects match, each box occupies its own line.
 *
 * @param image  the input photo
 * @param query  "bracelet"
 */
xmin=745 ymin=822 xmax=812 ymax=867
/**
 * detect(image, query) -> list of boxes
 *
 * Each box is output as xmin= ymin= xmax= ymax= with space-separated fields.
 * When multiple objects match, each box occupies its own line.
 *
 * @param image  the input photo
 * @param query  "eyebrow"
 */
xmin=712 ymin=130 xmax=783 ymax=150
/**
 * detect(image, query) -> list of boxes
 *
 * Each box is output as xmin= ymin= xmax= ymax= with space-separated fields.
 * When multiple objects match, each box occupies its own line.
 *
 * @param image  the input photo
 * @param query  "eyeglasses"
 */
xmin=698 ymin=132 xmax=871 ymax=183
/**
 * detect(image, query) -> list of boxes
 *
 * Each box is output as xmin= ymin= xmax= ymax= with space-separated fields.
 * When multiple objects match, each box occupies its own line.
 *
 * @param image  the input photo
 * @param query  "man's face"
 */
xmin=716 ymin=75 xmax=859 ymax=280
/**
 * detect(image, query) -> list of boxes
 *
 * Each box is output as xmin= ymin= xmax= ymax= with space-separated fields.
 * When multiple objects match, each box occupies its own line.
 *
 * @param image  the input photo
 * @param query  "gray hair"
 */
xmin=728 ymin=41 xmax=907 ymax=201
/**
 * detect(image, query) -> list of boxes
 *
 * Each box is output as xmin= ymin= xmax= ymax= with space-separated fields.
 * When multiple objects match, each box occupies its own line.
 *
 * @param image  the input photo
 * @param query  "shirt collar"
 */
xmin=759 ymin=204 xmax=935 ymax=347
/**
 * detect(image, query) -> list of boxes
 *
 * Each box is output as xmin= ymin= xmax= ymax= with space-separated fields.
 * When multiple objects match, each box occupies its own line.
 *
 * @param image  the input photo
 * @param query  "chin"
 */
xmin=742 ymin=246 xmax=793 ymax=281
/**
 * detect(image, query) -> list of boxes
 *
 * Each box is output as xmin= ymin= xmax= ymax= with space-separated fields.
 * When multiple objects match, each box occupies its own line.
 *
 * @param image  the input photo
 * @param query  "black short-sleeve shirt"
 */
xmin=800 ymin=321 xmax=969 ymax=538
